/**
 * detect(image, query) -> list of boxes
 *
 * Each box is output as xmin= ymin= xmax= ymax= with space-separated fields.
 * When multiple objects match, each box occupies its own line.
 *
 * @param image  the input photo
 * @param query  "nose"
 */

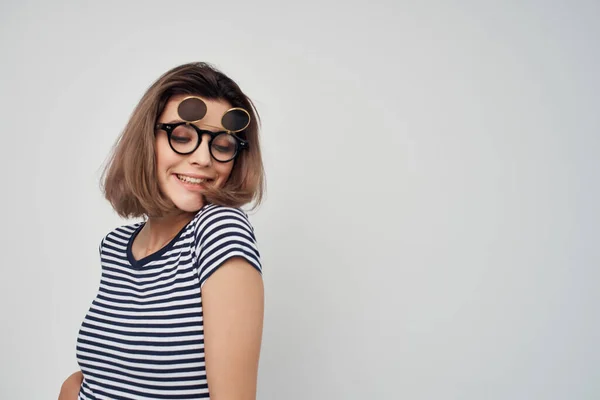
xmin=188 ymin=133 xmax=213 ymax=167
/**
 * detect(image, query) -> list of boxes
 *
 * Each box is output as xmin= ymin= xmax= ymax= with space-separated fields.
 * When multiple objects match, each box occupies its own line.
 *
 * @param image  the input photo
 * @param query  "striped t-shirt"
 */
xmin=76 ymin=204 xmax=262 ymax=400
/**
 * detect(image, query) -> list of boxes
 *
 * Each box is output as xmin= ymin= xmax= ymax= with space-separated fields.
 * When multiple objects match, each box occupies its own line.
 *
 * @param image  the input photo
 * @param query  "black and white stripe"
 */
xmin=76 ymin=204 xmax=261 ymax=400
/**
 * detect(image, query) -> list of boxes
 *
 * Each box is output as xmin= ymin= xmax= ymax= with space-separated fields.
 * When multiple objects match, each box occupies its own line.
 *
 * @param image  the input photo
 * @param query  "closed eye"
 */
xmin=171 ymin=135 xmax=193 ymax=144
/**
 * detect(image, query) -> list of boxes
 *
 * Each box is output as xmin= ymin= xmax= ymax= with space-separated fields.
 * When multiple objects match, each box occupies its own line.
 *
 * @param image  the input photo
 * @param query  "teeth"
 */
xmin=177 ymin=174 xmax=206 ymax=184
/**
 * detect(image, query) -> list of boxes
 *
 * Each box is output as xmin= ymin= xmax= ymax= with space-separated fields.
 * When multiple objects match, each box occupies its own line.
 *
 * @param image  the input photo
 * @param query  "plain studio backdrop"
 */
xmin=0 ymin=1 xmax=598 ymax=399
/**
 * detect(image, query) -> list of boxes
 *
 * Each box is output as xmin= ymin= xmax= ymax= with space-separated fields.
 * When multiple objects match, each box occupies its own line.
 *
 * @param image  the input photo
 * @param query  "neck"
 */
xmin=141 ymin=210 xmax=196 ymax=254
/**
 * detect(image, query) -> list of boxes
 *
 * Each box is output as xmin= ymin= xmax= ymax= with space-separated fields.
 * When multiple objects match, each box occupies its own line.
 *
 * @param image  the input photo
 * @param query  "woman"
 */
xmin=59 ymin=62 xmax=265 ymax=400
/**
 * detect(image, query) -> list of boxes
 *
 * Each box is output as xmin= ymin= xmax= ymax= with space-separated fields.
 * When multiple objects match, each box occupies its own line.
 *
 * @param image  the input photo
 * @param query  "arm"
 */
xmin=202 ymin=257 xmax=264 ymax=400
xmin=58 ymin=371 xmax=82 ymax=400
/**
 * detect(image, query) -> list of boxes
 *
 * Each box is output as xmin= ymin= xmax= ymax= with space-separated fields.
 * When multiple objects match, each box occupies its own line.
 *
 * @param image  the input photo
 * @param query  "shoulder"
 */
xmin=194 ymin=204 xmax=253 ymax=225
xmin=192 ymin=204 xmax=256 ymax=242
xmin=192 ymin=204 xmax=262 ymax=285
xmin=99 ymin=221 xmax=143 ymax=252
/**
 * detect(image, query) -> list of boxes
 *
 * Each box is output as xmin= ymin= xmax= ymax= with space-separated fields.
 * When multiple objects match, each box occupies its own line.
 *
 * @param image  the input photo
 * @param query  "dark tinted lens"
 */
xmin=221 ymin=108 xmax=250 ymax=132
xmin=178 ymin=97 xmax=207 ymax=122
xmin=170 ymin=125 xmax=198 ymax=153
xmin=211 ymin=133 xmax=238 ymax=161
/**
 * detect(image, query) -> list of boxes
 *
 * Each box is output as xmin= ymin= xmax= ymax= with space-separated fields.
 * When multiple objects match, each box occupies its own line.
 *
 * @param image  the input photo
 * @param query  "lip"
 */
xmin=173 ymin=173 xmax=212 ymax=191
xmin=175 ymin=173 xmax=214 ymax=180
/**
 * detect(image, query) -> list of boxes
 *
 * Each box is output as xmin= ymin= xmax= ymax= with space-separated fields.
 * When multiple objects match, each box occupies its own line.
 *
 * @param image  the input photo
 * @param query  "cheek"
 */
xmin=216 ymin=163 xmax=235 ymax=186
xmin=155 ymin=138 xmax=177 ymax=172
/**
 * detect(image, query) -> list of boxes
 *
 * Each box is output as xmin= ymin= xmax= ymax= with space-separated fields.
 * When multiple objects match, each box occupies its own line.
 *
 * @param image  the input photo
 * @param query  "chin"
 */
xmin=159 ymin=178 xmax=205 ymax=213
xmin=161 ymin=189 xmax=205 ymax=214
xmin=172 ymin=198 xmax=206 ymax=213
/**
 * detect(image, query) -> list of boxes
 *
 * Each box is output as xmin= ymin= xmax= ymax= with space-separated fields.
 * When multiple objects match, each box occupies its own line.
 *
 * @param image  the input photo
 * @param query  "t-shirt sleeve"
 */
xmin=194 ymin=206 xmax=262 ymax=288
xmin=98 ymin=236 xmax=105 ymax=257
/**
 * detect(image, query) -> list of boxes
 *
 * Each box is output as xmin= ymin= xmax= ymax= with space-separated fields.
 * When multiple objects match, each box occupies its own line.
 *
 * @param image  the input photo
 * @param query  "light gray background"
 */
xmin=0 ymin=1 xmax=598 ymax=399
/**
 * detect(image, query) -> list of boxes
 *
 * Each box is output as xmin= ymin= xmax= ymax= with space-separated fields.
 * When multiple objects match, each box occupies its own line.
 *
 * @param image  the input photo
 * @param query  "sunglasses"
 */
xmin=155 ymin=96 xmax=251 ymax=163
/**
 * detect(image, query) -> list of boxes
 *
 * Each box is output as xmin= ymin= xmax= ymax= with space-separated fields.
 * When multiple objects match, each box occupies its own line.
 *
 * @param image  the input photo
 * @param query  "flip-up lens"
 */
xmin=177 ymin=97 xmax=207 ymax=122
xmin=221 ymin=108 xmax=250 ymax=132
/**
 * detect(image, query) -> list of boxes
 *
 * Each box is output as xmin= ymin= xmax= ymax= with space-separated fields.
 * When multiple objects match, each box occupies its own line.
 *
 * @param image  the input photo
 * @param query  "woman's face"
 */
xmin=155 ymin=94 xmax=235 ymax=213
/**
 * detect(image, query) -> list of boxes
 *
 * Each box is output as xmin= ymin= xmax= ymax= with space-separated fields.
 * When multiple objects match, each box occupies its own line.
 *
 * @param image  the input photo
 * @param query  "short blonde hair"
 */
xmin=102 ymin=62 xmax=265 ymax=218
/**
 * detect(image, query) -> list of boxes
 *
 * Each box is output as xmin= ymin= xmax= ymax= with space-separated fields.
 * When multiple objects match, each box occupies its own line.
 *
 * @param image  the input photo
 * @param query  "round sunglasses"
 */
xmin=155 ymin=96 xmax=251 ymax=162
xmin=155 ymin=122 xmax=249 ymax=162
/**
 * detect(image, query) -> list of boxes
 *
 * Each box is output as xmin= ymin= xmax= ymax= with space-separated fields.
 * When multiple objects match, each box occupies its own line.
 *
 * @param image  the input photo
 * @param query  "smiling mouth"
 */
xmin=176 ymin=174 xmax=213 ymax=185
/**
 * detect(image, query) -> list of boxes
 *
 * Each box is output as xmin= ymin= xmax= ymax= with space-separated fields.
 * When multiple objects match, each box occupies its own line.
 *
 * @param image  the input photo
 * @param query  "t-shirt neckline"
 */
xmin=126 ymin=213 xmax=200 ymax=269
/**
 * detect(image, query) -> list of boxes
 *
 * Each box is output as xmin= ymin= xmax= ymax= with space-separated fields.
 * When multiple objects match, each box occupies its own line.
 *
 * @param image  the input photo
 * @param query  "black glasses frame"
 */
xmin=155 ymin=122 xmax=249 ymax=162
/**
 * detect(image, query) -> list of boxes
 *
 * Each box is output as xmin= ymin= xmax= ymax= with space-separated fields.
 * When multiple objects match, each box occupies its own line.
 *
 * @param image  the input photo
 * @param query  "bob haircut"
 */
xmin=102 ymin=62 xmax=265 ymax=219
